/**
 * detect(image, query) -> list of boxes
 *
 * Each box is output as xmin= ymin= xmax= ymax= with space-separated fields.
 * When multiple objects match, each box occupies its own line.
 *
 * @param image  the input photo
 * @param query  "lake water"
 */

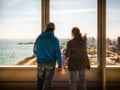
xmin=0 ymin=39 xmax=35 ymax=65
xmin=0 ymin=39 xmax=68 ymax=65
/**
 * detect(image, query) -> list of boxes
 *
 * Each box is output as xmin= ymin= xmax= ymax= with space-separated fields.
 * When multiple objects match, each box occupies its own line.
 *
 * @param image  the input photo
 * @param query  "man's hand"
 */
xmin=57 ymin=67 xmax=62 ymax=73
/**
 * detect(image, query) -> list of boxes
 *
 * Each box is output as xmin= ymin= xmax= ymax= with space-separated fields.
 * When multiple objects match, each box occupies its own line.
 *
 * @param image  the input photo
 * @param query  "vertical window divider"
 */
xmin=97 ymin=0 xmax=106 ymax=90
xmin=41 ymin=0 xmax=50 ymax=31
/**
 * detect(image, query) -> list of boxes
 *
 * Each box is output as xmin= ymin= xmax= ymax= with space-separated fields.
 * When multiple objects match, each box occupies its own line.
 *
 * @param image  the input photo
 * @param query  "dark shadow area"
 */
xmin=0 ymin=81 xmax=120 ymax=90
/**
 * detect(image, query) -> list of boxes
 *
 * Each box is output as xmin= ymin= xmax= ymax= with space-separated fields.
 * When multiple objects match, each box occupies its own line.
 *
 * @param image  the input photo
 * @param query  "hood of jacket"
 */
xmin=41 ymin=30 xmax=54 ymax=38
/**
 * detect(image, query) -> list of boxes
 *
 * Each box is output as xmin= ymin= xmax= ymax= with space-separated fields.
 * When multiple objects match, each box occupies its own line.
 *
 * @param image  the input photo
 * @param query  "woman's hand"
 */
xmin=57 ymin=67 xmax=62 ymax=73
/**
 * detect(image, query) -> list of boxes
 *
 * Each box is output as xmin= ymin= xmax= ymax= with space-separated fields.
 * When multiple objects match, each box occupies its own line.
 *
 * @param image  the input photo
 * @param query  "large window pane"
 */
xmin=106 ymin=0 xmax=120 ymax=66
xmin=50 ymin=0 xmax=97 ymax=65
xmin=0 ymin=0 xmax=41 ymax=65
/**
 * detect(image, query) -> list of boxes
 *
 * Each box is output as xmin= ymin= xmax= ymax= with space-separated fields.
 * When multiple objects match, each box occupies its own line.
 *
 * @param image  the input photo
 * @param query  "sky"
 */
xmin=50 ymin=0 xmax=97 ymax=39
xmin=0 ymin=0 xmax=41 ymax=39
xmin=0 ymin=0 xmax=120 ymax=39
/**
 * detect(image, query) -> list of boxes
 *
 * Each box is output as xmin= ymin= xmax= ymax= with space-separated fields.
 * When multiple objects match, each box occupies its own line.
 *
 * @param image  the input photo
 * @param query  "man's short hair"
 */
xmin=47 ymin=22 xmax=55 ymax=31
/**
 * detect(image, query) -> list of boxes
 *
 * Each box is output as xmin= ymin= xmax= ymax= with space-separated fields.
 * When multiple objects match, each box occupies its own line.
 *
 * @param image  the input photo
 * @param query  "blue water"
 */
xmin=0 ymin=39 xmax=35 ymax=65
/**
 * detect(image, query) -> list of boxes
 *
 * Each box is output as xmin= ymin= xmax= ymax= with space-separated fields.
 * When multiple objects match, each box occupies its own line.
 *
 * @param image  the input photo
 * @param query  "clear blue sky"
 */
xmin=0 ymin=0 xmax=120 ymax=39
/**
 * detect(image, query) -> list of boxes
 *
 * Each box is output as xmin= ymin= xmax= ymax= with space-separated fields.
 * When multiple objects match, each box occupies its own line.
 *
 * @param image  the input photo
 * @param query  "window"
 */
xmin=0 ymin=0 xmax=41 ymax=65
xmin=106 ymin=0 xmax=120 ymax=66
xmin=50 ymin=0 xmax=97 ymax=65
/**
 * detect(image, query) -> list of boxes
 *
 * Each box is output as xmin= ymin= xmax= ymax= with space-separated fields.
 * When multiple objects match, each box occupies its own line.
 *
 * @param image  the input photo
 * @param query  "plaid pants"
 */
xmin=37 ymin=62 xmax=55 ymax=90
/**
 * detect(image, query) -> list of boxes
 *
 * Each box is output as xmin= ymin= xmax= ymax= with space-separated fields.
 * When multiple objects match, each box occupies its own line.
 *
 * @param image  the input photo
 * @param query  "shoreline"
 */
xmin=16 ymin=54 xmax=37 ymax=65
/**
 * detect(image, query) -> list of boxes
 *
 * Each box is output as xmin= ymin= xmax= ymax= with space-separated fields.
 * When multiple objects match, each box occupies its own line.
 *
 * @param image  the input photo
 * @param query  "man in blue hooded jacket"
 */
xmin=33 ymin=22 xmax=62 ymax=90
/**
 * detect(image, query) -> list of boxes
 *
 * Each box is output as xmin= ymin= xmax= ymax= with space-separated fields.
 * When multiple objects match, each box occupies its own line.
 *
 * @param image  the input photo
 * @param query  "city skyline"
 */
xmin=0 ymin=0 xmax=120 ymax=39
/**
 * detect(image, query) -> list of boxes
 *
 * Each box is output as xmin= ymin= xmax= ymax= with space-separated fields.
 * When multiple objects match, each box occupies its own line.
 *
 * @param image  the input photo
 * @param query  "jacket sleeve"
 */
xmin=83 ymin=35 xmax=91 ymax=70
xmin=33 ymin=39 xmax=37 ymax=55
xmin=55 ymin=39 xmax=62 ymax=68
xmin=65 ymin=42 xmax=71 ymax=58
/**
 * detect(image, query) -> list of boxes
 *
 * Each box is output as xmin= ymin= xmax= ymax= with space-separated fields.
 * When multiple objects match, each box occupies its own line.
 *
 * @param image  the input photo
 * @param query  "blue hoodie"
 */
xmin=33 ymin=30 xmax=62 ymax=68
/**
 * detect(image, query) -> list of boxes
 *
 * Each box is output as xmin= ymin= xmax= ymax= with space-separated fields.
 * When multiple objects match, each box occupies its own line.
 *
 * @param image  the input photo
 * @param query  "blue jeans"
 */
xmin=70 ymin=69 xmax=86 ymax=90
xmin=37 ymin=62 xmax=55 ymax=90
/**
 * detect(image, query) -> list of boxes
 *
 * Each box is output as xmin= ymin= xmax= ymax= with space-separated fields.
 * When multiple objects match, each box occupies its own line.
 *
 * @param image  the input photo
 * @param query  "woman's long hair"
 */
xmin=72 ymin=27 xmax=82 ymax=40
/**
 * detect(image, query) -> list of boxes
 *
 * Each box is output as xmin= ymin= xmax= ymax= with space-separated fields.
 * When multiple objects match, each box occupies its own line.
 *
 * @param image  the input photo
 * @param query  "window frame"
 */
xmin=1 ymin=1 xmax=120 ymax=90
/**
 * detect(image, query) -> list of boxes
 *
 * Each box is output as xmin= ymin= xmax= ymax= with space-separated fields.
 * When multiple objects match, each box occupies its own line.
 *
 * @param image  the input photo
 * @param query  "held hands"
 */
xmin=57 ymin=67 xmax=62 ymax=73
